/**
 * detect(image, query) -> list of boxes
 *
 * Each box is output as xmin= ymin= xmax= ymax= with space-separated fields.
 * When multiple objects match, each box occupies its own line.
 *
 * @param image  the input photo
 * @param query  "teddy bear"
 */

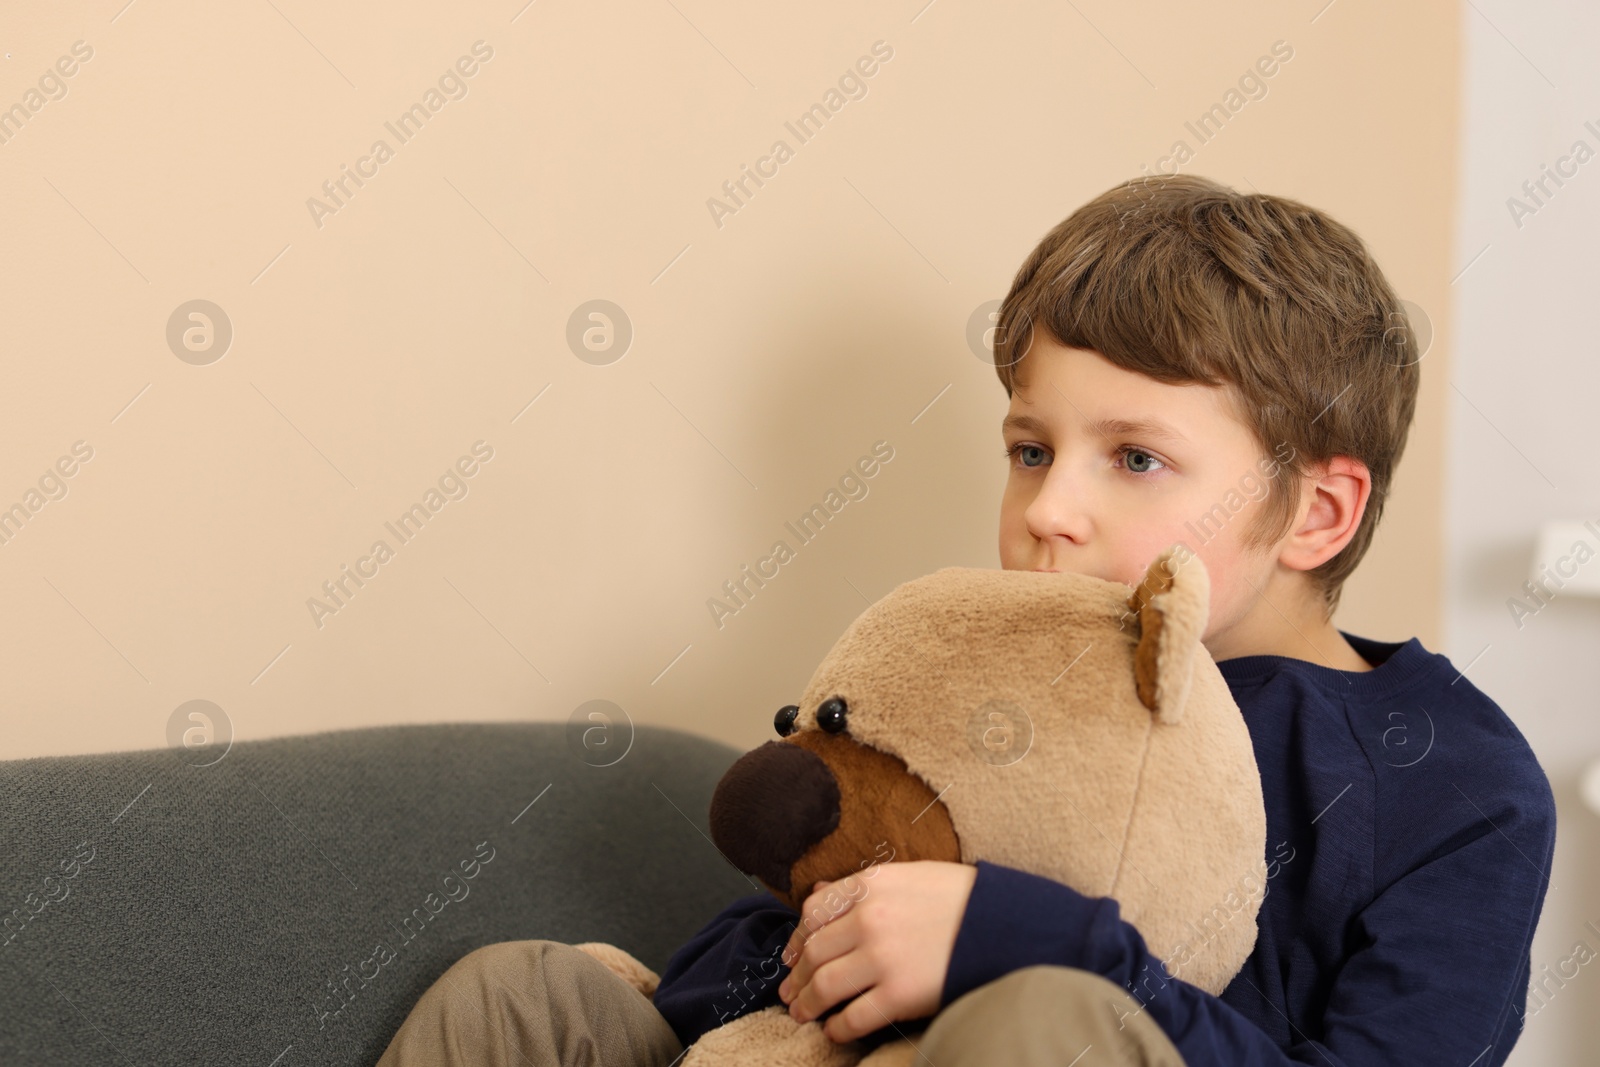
xmin=574 ymin=544 xmax=1267 ymax=1066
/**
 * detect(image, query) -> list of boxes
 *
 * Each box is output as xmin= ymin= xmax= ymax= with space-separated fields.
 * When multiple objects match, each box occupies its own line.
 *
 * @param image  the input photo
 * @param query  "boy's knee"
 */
xmin=452 ymin=938 xmax=564 ymax=974
xmin=381 ymin=940 xmax=682 ymax=1067
xmin=443 ymin=940 xmax=529 ymax=986
xmin=923 ymin=966 xmax=1186 ymax=1066
xmin=995 ymin=965 xmax=1165 ymax=1032
xmin=960 ymin=964 xmax=1126 ymax=1016
xmin=447 ymin=939 xmax=616 ymax=1001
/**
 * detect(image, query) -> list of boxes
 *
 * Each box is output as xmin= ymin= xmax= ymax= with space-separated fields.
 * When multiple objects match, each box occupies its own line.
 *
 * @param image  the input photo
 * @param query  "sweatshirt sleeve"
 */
xmin=651 ymin=893 xmax=799 ymax=1047
xmin=945 ymin=835 xmax=1554 ymax=1067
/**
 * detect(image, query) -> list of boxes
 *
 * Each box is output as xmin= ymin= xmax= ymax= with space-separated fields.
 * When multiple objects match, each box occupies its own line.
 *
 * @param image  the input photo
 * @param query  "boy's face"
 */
xmin=998 ymin=336 xmax=1291 ymax=643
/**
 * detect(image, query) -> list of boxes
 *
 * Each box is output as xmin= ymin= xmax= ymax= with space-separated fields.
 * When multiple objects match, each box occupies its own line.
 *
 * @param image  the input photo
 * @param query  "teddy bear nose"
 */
xmin=709 ymin=740 xmax=841 ymax=894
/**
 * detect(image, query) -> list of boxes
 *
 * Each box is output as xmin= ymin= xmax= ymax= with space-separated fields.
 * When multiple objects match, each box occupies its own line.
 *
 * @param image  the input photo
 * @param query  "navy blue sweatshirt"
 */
xmin=653 ymin=632 xmax=1558 ymax=1065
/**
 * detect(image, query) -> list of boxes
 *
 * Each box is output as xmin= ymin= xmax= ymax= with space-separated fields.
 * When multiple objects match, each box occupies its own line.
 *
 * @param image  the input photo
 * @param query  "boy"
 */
xmin=649 ymin=175 xmax=1557 ymax=1065
xmin=377 ymin=175 xmax=1556 ymax=1066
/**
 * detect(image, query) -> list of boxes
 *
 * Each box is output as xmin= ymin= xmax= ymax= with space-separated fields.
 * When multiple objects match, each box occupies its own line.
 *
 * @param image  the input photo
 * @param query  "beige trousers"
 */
xmin=912 ymin=963 xmax=1188 ymax=1066
xmin=376 ymin=939 xmax=1186 ymax=1066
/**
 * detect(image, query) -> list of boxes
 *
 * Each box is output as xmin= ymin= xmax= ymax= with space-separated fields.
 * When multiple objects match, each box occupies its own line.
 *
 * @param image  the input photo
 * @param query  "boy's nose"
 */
xmin=1024 ymin=481 xmax=1095 ymax=545
xmin=709 ymin=740 xmax=841 ymax=893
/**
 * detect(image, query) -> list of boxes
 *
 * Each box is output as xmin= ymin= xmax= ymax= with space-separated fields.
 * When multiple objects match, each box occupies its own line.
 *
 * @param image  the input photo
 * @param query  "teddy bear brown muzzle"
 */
xmin=708 ymin=728 xmax=961 ymax=912
xmin=708 ymin=740 xmax=840 ymax=895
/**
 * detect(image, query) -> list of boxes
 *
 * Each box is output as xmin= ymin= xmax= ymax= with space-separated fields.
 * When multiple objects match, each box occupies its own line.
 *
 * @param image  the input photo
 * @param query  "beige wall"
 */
xmin=1 ymin=0 xmax=1452 ymax=761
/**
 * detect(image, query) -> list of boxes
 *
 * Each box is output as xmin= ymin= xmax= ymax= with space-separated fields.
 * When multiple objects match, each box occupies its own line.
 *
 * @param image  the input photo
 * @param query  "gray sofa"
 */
xmin=0 ymin=722 xmax=755 ymax=1065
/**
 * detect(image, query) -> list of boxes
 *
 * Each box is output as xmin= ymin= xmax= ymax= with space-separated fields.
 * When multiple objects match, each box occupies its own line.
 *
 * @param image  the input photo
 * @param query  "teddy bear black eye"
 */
xmin=774 ymin=704 xmax=799 ymax=737
xmin=817 ymin=697 xmax=849 ymax=734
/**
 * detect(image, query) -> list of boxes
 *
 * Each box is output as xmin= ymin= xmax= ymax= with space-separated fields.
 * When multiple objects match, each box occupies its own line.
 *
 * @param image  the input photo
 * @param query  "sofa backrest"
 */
xmin=0 ymin=722 xmax=755 ymax=1066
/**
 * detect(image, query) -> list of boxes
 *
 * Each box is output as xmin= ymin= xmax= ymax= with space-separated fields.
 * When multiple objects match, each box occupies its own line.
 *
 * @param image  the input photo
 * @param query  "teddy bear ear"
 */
xmin=1126 ymin=545 xmax=1210 ymax=725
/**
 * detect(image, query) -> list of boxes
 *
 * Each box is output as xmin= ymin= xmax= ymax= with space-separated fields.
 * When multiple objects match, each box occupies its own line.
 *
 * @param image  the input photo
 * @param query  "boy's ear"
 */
xmin=1127 ymin=545 xmax=1210 ymax=725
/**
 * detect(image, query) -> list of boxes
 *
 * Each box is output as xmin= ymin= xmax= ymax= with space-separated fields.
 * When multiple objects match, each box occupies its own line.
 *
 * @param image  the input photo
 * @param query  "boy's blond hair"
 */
xmin=992 ymin=174 xmax=1421 ymax=619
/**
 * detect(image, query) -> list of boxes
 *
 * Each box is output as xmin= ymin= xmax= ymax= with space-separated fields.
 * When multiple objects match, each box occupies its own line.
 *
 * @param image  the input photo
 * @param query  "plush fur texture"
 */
xmin=584 ymin=546 xmax=1267 ymax=1066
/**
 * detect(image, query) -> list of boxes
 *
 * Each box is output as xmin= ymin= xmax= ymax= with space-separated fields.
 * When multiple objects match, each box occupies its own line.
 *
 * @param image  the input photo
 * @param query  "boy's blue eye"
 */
xmin=1004 ymin=442 xmax=1049 ymax=468
xmin=1121 ymin=448 xmax=1164 ymax=474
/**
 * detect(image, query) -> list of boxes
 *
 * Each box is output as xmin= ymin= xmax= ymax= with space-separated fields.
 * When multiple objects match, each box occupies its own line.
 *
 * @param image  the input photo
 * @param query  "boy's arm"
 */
xmin=651 ymin=892 xmax=799 ymax=1046
xmin=951 ymin=782 xmax=1555 ymax=1067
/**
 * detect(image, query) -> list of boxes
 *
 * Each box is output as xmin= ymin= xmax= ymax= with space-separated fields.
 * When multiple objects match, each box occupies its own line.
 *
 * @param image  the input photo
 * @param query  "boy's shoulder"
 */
xmin=1222 ymin=632 xmax=1556 ymax=862
xmin=1220 ymin=630 xmax=1533 ymax=752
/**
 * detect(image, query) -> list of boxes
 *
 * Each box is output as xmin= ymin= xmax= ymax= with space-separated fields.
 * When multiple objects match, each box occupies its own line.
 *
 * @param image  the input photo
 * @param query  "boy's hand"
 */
xmin=775 ymin=860 xmax=976 ymax=1044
